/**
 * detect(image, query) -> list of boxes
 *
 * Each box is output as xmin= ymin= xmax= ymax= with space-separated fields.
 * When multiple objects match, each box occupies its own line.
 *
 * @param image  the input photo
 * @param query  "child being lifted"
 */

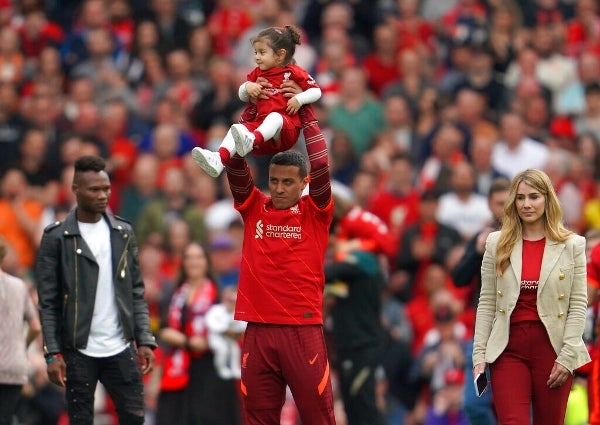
xmin=192 ymin=25 xmax=321 ymax=177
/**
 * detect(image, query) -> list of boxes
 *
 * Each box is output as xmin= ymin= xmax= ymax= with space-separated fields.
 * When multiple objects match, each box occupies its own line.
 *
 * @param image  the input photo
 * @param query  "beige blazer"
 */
xmin=473 ymin=231 xmax=591 ymax=373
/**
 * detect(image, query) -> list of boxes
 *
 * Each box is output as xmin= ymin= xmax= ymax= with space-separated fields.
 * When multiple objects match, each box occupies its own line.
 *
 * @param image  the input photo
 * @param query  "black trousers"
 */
xmin=337 ymin=345 xmax=386 ymax=425
xmin=63 ymin=346 xmax=145 ymax=425
xmin=0 ymin=384 xmax=22 ymax=425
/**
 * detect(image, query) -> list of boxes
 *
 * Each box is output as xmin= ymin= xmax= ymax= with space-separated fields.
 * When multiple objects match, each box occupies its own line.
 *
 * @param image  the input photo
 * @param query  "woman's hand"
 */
xmin=473 ymin=362 xmax=487 ymax=378
xmin=547 ymin=362 xmax=570 ymax=388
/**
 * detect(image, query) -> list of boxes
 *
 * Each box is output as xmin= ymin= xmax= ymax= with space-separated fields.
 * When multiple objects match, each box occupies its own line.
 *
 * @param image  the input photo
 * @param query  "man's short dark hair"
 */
xmin=74 ymin=155 xmax=106 ymax=173
xmin=270 ymin=150 xmax=308 ymax=178
xmin=488 ymin=177 xmax=511 ymax=199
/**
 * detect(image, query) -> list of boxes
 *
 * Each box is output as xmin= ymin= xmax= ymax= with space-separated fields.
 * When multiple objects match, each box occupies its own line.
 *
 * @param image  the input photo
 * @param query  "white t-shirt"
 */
xmin=436 ymin=192 xmax=492 ymax=240
xmin=78 ymin=219 xmax=127 ymax=357
xmin=491 ymin=138 xmax=549 ymax=180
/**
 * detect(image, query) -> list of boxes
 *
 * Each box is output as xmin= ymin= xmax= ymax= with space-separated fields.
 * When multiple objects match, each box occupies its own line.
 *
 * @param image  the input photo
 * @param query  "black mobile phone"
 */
xmin=474 ymin=372 xmax=489 ymax=397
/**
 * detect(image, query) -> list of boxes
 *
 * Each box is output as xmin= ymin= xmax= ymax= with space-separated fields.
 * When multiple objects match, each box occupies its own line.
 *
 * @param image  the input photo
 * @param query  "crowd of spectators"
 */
xmin=3 ymin=0 xmax=600 ymax=424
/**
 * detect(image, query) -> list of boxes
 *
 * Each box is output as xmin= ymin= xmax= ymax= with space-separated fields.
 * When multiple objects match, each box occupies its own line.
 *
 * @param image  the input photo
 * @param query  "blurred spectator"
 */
xmin=381 ymin=93 xmax=419 ymax=162
xmin=328 ymin=130 xmax=360 ymax=187
xmin=59 ymin=0 xmax=110 ymax=72
xmin=0 ymin=25 xmax=24 ymax=85
xmin=138 ymin=97 xmax=198 ymax=157
xmin=147 ymin=0 xmax=194 ymax=53
xmin=491 ymin=111 xmax=550 ymax=179
xmin=15 ymin=127 xmax=60 ymax=203
xmin=367 ymin=152 xmax=421 ymax=242
xmin=469 ymin=133 xmax=507 ymax=196
xmin=574 ymin=82 xmax=600 ymax=143
xmin=17 ymin=5 xmax=65 ymax=72
xmin=187 ymin=25 xmax=214 ymax=78
xmin=189 ymin=55 xmax=245 ymax=138
xmin=134 ymin=48 xmax=168 ymax=120
xmin=409 ymin=287 xmax=468 ymax=424
xmin=107 ymin=0 xmax=135 ymax=52
xmin=147 ymin=123 xmax=184 ymax=186
xmin=544 ymin=149 xmax=585 ymax=231
xmin=205 ymin=284 xmax=246 ymax=379
xmin=564 ymin=0 xmax=600 ymax=58
xmin=391 ymin=190 xmax=462 ymax=303
xmin=329 ymin=66 xmax=385 ymax=154
xmin=390 ymin=0 xmax=436 ymax=57
xmin=98 ymin=98 xmax=138 ymax=211
xmin=208 ymin=231 xmax=241 ymax=289
xmin=454 ymin=48 xmax=508 ymax=114
xmin=160 ymin=48 xmax=209 ymax=115
xmin=313 ymin=26 xmax=356 ymax=108
xmin=0 ymin=234 xmax=41 ymax=424
xmin=206 ymin=0 xmax=253 ymax=57
xmin=350 ymin=169 xmax=379 ymax=210
xmin=23 ymin=44 xmax=66 ymax=98
xmin=0 ymin=82 xmax=24 ymax=173
xmin=531 ymin=23 xmax=580 ymax=114
xmin=331 ymin=183 xmax=397 ymax=264
xmin=383 ymin=48 xmax=434 ymax=113
xmin=302 ymin=0 xmax=374 ymax=61
xmin=418 ymin=122 xmax=466 ymax=192
xmin=204 ymin=284 xmax=244 ymax=424
xmin=135 ymin=166 xmax=207 ymax=247
xmin=156 ymin=241 xmax=223 ymax=425
xmin=160 ymin=217 xmax=193 ymax=282
xmin=424 ymin=368 xmax=469 ymax=425
xmin=324 ymin=249 xmax=387 ymax=425
xmin=118 ymin=152 xmax=161 ymax=224
xmin=452 ymin=88 xmax=495 ymax=153
xmin=0 ymin=168 xmax=44 ymax=273
xmin=436 ymin=160 xmax=492 ymax=241
xmin=521 ymin=92 xmax=552 ymax=143
xmin=361 ymin=23 xmax=401 ymax=98
xmin=485 ymin=0 xmax=526 ymax=75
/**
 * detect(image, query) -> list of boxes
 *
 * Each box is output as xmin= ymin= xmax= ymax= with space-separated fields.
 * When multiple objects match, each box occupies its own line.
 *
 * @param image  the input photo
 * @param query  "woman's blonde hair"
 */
xmin=495 ymin=168 xmax=572 ymax=276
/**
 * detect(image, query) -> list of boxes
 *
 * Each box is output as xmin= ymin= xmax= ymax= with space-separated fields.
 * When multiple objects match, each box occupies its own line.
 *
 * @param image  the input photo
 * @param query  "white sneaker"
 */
xmin=231 ymin=124 xmax=255 ymax=157
xmin=191 ymin=147 xmax=224 ymax=177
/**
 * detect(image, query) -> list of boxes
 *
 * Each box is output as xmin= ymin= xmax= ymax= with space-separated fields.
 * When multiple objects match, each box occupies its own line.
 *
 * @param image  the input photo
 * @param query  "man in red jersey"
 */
xmin=586 ymin=238 xmax=600 ymax=425
xmin=223 ymin=100 xmax=336 ymax=425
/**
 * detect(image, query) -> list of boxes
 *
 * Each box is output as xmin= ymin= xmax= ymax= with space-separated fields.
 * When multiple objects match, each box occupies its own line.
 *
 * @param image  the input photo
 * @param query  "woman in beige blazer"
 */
xmin=473 ymin=168 xmax=590 ymax=425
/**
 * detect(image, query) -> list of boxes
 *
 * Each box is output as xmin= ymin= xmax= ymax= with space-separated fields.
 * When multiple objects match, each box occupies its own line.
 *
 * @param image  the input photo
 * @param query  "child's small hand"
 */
xmin=286 ymin=97 xmax=301 ymax=115
xmin=246 ymin=82 xmax=263 ymax=98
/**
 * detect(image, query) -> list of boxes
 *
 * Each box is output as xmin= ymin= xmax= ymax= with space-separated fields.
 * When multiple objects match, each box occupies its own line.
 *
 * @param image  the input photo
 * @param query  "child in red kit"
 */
xmin=192 ymin=25 xmax=321 ymax=177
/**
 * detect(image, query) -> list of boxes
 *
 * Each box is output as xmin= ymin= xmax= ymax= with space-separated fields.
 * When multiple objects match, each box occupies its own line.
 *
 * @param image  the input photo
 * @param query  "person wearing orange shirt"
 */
xmin=0 ymin=168 xmax=44 ymax=273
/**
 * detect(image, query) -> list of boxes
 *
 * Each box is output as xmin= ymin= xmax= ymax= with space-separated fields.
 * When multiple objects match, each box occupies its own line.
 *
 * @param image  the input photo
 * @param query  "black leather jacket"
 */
xmin=35 ymin=209 xmax=157 ymax=356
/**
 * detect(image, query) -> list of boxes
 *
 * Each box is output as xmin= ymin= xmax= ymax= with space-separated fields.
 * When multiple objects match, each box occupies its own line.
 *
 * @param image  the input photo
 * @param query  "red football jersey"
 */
xmin=247 ymin=64 xmax=319 ymax=127
xmin=234 ymin=187 xmax=333 ymax=325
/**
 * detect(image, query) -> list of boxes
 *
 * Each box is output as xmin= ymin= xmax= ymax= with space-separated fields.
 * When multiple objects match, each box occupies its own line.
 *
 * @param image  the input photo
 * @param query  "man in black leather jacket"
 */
xmin=36 ymin=155 xmax=157 ymax=424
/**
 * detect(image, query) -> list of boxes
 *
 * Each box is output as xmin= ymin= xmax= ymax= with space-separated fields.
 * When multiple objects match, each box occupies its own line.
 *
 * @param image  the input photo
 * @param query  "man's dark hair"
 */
xmin=488 ymin=177 xmax=510 ymax=199
xmin=74 ymin=155 xmax=106 ymax=173
xmin=270 ymin=150 xmax=308 ymax=178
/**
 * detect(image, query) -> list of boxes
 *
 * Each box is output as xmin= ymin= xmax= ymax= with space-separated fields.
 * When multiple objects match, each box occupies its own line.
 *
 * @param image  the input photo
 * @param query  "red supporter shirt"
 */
xmin=234 ymin=187 xmax=333 ymax=325
xmin=367 ymin=189 xmax=420 ymax=237
xmin=247 ymin=64 xmax=319 ymax=128
xmin=588 ymin=243 xmax=600 ymax=289
xmin=336 ymin=205 xmax=397 ymax=259
xmin=511 ymin=238 xmax=545 ymax=324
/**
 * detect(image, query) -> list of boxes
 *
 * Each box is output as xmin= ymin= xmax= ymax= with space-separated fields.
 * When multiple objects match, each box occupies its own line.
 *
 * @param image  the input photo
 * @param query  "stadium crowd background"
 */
xmin=3 ymin=0 xmax=600 ymax=423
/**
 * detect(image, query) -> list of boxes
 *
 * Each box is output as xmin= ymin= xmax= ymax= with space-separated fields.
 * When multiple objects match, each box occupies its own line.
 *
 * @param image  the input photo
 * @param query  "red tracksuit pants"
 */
xmin=490 ymin=321 xmax=573 ymax=425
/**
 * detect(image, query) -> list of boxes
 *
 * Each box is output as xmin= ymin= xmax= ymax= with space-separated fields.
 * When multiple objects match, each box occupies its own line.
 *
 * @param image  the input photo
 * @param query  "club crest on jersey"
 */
xmin=283 ymin=72 xmax=291 ymax=81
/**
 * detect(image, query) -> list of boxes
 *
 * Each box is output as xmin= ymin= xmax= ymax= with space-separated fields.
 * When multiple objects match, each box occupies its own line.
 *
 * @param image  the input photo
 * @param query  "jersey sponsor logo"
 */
xmin=520 ymin=280 xmax=539 ymax=291
xmin=255 ymin=220 xmax=264 ymax=239
xmin=264 ymin=223 xmax=302 ymax=240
